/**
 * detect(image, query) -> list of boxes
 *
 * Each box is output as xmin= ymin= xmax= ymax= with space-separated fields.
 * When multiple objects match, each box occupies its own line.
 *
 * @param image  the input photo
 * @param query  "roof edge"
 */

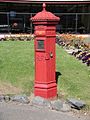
xmin=0 ymin=1 xmax=90 ymax=4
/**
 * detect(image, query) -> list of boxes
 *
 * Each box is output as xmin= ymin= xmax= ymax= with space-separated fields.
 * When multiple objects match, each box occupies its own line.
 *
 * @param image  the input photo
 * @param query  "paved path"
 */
xmin=0 ymin=102 xmax=90 ymax=120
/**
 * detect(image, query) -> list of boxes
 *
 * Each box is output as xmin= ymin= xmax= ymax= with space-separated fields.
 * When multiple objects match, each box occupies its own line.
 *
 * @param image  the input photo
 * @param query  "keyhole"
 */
xmin=50 ymin=52 xmax=53 ymax=58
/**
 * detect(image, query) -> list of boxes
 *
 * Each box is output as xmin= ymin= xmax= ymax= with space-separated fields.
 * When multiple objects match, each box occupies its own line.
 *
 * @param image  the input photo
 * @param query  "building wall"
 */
xmin=0 ymin=2 xmax=90 ymax=33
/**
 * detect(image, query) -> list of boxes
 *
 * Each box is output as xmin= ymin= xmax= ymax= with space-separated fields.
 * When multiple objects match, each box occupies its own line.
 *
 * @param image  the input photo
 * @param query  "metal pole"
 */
xmin=30 ymin=13 xmax=33 ymax=34
xmin=66 ymin=15 xmax=68 ymax=33
xmin=75 ymin=13 xmax=78 ymax=33
xmin=7 ymin=12 xmax=10 ymax=33
xmin=23 ymin=14 xmax=25 ymax=32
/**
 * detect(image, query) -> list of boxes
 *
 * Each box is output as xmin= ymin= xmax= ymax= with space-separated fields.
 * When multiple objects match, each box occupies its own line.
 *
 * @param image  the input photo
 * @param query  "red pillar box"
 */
xmin=31 ymin=3 xmax=60 ymax=99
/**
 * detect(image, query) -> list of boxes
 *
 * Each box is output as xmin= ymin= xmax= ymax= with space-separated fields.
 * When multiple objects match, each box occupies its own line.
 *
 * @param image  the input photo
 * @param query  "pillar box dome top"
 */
xmin=31 ymin=3 xmax=60 ymax=22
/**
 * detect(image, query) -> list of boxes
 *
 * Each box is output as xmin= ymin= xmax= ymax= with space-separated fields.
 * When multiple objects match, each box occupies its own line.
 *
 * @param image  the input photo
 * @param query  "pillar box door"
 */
xmin=31 ymin=3 xmax=60 ymax=99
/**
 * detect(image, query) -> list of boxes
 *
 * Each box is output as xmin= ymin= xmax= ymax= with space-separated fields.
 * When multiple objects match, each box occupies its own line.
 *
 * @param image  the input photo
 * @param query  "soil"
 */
xmin=0 ymin=82 xmax=22 ymax=95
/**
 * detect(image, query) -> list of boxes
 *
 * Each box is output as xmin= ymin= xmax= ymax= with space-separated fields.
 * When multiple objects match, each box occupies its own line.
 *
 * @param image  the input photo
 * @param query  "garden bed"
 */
xmin=56 ymin=33 xmax=90 ymax=66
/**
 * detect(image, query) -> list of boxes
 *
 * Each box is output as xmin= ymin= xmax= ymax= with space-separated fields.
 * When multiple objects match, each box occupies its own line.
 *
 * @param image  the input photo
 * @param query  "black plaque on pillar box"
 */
xmin=37 ymin=40 xmax=44 ymax=50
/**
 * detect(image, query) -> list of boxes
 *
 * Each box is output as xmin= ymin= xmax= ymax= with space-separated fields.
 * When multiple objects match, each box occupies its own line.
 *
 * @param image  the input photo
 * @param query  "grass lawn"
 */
xmin=56 ymin=45 xmax=90 ymax=108
xmin=0 ymin=41 xmax=90 ymax=108
xmin=0 ymin=41 xmax=34 ymax=94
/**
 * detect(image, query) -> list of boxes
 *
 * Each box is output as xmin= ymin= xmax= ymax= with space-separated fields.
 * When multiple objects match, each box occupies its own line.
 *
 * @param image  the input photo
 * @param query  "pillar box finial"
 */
xmin=43 ymin=3 xmax=46 ymax=11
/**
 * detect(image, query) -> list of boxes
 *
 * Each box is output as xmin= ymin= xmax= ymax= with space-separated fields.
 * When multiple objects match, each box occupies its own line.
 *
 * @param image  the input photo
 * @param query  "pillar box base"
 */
xmin=34 ymin=82 xmax=57 ymax=99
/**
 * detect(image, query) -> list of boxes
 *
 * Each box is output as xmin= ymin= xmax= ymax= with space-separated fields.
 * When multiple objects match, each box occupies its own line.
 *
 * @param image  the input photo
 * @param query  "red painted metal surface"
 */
xmin=31 ymin=3 xmax=60 ymax=99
